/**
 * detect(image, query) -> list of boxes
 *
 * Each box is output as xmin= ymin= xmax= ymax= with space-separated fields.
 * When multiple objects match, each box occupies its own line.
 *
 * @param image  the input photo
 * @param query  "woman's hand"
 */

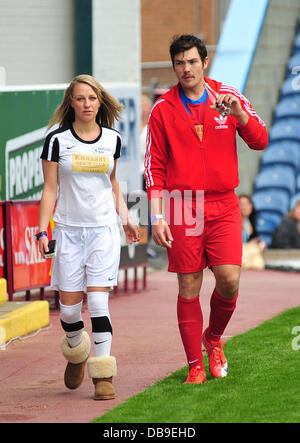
xmin=123 ymin=217 xmax=140 ymax=244
xmin=38 ymin=236 xmax=49 ymax=259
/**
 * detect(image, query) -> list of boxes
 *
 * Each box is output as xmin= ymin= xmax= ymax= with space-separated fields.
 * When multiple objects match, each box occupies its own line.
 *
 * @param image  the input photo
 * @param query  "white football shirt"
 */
xmin=41 ymin=124 xmax=121 ymax=227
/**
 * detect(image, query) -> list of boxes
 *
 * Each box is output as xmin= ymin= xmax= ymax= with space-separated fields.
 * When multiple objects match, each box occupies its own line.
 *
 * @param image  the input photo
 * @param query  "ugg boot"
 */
xmin=60 ymin=331 xmax=91 ymax=390
xmin=87 ymin=356 xmax=117 ymax=400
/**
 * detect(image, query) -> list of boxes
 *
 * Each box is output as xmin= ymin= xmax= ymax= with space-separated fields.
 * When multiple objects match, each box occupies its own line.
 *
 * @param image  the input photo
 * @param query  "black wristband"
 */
xmin=35 ymin=231 xmax=48 ymax=241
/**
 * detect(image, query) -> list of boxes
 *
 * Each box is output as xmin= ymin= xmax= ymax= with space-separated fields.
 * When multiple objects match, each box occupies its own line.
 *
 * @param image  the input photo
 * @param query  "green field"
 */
xmin=93 ymin=305 xmax=300 ymax=423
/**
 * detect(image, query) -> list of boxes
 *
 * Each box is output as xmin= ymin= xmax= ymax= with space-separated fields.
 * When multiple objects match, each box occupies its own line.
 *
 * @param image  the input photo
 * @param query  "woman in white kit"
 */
xmin=37 ymin=74 xmax=140 ymax=400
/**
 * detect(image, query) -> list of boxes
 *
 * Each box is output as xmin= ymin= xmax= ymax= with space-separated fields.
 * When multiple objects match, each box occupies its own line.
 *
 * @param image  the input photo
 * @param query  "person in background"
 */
xmin=239 ymin=194 xmax=257 ymax=243
xmin=270 ymin=200 xmax=300 ymax=249
xmin=239 ymin=194 xmax=266 ymax=269
xmin=140 ymin=94 xmax=157 ymax=258
xmin=37 ymin=74 xmax=139 ymax=401
xmin=140 ymin=94 xmax=152 ymax=188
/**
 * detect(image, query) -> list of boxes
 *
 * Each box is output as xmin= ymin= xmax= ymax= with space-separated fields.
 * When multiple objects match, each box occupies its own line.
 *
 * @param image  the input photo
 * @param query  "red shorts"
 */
xmin=166 ymin=193 xmax=242 ymax=273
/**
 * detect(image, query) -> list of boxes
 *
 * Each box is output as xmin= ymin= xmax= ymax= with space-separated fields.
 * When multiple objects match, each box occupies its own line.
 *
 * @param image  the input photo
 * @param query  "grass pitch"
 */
xmin=93 ymin=305 xmax=300 ymax=423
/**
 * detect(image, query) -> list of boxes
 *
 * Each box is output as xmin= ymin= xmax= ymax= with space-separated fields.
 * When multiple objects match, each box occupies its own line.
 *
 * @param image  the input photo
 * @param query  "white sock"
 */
xmin=59 ymin=300 xmax=84 ymax=348
xmin=87 ymin=292 xmax=112 ymax=357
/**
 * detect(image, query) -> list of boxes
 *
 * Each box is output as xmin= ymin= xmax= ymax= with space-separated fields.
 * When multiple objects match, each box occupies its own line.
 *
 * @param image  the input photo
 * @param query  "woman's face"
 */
xmin=239 ymin=196 xmax=253 ymax=218
xmin=70 ymin=82 xmax=100 ymax=123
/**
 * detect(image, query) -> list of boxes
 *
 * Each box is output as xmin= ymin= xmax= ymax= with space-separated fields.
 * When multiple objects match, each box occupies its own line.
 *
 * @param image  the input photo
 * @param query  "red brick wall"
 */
xmin=141 ymin=0 xmax=218 ymax=89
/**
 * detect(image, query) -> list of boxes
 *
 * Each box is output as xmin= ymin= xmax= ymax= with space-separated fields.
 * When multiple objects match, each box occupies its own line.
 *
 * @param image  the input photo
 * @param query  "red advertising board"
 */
xmin=10 ymin=201 xmax=51 ymax=292
xmin=0 ymin=202 xmax=4 ymax=278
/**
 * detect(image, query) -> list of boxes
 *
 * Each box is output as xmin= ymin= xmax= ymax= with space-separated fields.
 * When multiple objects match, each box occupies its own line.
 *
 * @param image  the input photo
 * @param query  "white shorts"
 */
xmin=51 ymin=223 xmax=121 ymax=292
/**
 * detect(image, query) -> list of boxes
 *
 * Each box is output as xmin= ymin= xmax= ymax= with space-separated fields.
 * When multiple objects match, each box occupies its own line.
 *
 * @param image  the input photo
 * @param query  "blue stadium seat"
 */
xmin=290 ymin=192 xmax=300 ymax=209
xmin=288 ymin=53 xmax=300 ymax=75
xmin=274 ymin=95 xmax=300 ymax=120
xmin=252 ymin=189 xmax=290 ymax=216
xmin=281 ymin=78 xmax=300 ymax=97
xmin=294 ymin=33 xmax=300 ymax=53
xmin=255 ymin=211 xmax=282 ymax=234
xmin=269 ymin=118 xmax=300 ymax=142
xmin=254 ymin=165 xmax=296 ymax=196
xmin=260 ymin=141 xmax=300 ymax=171
xmin=297 ymin=173 xmax=300 ymax=191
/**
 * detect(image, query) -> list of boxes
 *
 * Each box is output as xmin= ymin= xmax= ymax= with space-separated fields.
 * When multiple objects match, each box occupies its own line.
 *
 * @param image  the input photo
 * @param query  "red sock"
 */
xmin=177 ymin=295 xmax=204 ymax=369
xmin=206 ymin=289 xmax=238 ymax=342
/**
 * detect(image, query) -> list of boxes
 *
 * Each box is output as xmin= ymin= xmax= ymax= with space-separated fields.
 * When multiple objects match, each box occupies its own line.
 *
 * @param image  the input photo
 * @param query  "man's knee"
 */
xmin=177 ymin=272 xmax=203 ymax=299
xmin=217 ymin=277 xmax=239 ymax=298
xmin=213 ymin=265 xmax=240 ymax=299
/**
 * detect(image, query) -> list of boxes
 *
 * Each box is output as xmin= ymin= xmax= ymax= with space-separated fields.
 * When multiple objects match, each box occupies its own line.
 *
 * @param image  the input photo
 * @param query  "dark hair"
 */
xmin=239 ymin=194 xmax=258 ymax=239
xmin=169 ymin=34 xmax=207 ymax=66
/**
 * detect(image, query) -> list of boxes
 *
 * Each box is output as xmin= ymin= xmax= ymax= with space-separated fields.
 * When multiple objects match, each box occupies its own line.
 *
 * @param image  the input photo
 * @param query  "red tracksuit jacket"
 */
xmin=144 ymin=76 xmax=268 ymax=201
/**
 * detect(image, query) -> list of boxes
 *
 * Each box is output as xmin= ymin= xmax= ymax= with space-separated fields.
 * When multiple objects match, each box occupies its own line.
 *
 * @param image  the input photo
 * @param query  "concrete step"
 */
xmin=0 ymin=298 xmax=49 ymax=348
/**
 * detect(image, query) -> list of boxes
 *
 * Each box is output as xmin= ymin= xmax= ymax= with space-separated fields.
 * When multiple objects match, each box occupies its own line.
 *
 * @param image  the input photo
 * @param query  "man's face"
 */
xmin=173 ymin=46 xmax=208 ymax=92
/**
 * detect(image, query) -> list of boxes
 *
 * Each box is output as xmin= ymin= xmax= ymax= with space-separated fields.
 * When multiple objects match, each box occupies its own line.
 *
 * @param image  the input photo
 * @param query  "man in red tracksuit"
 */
xmin=144 ymin=34 xmax=268 ymax=384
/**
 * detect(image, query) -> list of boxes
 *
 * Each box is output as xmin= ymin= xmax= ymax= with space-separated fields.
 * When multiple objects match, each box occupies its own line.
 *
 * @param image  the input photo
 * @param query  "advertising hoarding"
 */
xmin=0 ymin=203 xmax=4 ymax=278
xmin=10 ymin=201 xmax=52 ymax=292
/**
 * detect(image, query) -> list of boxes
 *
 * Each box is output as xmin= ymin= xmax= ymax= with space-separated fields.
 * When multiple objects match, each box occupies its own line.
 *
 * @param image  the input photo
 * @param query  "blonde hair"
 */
xmin=48 ymin=74 xmax=123 ymax=129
